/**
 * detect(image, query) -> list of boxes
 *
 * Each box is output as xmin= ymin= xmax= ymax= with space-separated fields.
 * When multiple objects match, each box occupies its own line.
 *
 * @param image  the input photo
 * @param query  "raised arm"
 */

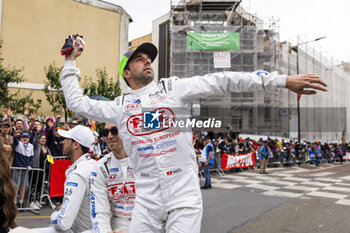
xmin=60 ymin=36 xmax=120 ymax=124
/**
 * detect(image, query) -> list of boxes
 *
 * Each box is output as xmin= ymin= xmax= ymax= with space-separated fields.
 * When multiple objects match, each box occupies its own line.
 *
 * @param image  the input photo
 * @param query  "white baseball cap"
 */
xmin=58 ymin=125 xmax=94 ymax=148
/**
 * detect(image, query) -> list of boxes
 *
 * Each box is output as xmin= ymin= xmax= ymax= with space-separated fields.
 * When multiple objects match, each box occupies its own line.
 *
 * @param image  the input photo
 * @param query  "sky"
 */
xmin=105 ymin=0 xmax=350 ymax=63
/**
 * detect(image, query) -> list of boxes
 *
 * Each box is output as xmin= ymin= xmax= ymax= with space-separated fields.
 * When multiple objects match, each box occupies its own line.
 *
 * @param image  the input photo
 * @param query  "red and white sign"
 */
xmin=343 ymin=152 xmax=350 ymax=160
xmin=213 ymin=51 xmax=231 ymax=68
xmin=221 ymin=152 xmax=255 ymax=170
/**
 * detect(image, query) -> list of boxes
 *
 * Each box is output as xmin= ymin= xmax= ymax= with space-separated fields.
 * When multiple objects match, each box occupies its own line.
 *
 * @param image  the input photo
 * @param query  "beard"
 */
xmin=131 ymin=69 xmax=154 ymax=87
xmin=63 ymin=146 xmax=73 ymax=158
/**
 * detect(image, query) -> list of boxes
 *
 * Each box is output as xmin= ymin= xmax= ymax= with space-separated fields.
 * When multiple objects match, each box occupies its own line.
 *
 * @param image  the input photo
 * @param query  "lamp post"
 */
xmin=293 ymin=36 xmax=326 ymax=143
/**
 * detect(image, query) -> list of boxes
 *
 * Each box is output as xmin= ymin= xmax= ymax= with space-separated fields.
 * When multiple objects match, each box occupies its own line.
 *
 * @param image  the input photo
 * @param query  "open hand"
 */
xmin=286 ymin=74 xmax=327 ymax=94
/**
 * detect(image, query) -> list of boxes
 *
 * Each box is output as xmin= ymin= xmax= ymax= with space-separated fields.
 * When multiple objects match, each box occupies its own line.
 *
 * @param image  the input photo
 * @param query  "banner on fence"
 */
xmin=49 ymin=160 xmax=72 ymax=197
xmin=221 ymin=152 xmax=255 ymax=170
xmin=306 ymin=151 xmax=317 ymax=162
xmin=343 ymin=152 xmax=350 ymax=160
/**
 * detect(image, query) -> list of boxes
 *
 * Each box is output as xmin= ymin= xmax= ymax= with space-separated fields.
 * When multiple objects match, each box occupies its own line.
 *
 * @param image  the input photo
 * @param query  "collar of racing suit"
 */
xmin=70 ymin=153 xmax=91 ymax=170
xmin=129 ymin=81 xmax=156 ymax=95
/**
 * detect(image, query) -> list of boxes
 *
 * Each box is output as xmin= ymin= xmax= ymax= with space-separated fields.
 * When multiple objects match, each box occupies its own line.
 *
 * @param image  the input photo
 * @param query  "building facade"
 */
xmin=0 ymin=0 xmax=132 ymax=116
xmin=149 ymin=0 xmax=350 ymax=142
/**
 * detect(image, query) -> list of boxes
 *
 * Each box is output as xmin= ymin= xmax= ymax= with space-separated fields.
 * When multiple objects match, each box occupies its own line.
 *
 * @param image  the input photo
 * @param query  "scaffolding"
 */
xmin=168 ymin=0 xmax=349 ymax=142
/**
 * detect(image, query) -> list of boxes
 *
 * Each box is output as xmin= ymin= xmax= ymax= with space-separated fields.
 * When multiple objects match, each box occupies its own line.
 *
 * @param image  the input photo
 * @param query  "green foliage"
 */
xmin=0 ymin=45 xmax=42 ymax=115
xmin=82 ymin=68 xmax=121 ymax=100
xmin=43 ymin=62 xmax=72 ymax=121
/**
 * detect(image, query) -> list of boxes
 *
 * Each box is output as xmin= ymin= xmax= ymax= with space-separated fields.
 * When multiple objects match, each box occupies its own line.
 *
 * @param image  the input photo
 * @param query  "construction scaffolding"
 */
xmin=168 ymin=0 xmax=349 ymax=142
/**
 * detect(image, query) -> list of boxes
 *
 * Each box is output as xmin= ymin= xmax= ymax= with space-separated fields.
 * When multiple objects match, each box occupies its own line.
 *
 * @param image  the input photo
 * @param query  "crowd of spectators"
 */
xmin=0 ymin=108 xmax=115 ymax=210
xmin=193 ymin=133 xmax=350 ymax=166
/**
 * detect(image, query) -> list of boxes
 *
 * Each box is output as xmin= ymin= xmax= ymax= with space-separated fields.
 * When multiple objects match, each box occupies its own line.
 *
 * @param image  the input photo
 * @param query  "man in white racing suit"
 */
xmin=61 ymin=40 xmax=327 ymax=232
xmin=35 ymin=125 xmax=95 ymax=233
xmin=90 ymin=123 xmax=135 ymax=233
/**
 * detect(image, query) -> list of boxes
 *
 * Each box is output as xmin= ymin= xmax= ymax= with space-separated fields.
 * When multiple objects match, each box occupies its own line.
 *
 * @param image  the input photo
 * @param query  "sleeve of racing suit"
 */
xmin=90 ymin=163 xmax=112 ymax=233
xmin=50 ymin=173 xmax=87 ymax=231
xmin=60 ymin=60 xmax=120 ymax=124
xmin=171 ymin=71 xmax=286 ymax=100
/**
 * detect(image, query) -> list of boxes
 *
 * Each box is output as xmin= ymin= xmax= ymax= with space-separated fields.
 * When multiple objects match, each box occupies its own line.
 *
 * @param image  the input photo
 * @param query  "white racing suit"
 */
xmin=61 ymin=61 xmax=286 ymax=232
xmin=90 ymin=153 xmax=135 ymax=233
xmin=50 ymin=154 xmax=95 ymax=233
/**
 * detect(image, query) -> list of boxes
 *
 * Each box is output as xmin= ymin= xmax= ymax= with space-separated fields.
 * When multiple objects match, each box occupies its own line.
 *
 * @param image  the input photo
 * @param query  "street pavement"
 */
xmin=16 ymin=162 xmax=350 ymax=232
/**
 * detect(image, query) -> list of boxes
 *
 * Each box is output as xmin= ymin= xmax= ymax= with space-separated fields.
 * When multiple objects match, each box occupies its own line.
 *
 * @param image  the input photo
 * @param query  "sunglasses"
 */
xmin=102 ymin=126 xmax=118 ymax=137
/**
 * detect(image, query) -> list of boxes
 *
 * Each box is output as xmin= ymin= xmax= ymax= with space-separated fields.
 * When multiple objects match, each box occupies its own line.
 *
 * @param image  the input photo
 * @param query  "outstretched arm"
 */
xmin=171 ymin=70 xmax=327 ymax=100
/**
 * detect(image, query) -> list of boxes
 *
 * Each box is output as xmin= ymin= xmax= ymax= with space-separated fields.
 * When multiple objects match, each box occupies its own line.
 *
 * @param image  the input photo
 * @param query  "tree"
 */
xmin=82 ymin=68 xmax=122 ymax=100
xmin=43 ymin=62 xmax=72 ymax=122
xmin=0 ymin=44 xmax=41 ymax=117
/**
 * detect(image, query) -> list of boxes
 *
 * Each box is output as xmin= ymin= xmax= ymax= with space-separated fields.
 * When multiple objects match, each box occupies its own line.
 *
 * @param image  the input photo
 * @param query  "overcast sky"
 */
xmin=105 ymin=0 xmax=349 ymax=63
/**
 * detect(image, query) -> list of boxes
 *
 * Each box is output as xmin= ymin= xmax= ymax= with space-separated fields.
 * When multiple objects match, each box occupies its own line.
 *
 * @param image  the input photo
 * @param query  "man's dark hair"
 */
xmin=15 ymin=119 xmax=23 ymax=124
xmin=34 ymin=119 xmax=41 ymax=123
xmin=71 ymin=139 xmax=90 ymax=154
xmin=204 ymin=136 xmax=211 ymax=141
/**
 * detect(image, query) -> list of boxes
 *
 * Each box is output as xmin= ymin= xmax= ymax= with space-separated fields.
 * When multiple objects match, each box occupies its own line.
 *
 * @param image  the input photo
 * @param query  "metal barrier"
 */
xmin=41 ymin=156 xmax=71 ymax=210
xmin=11 ymin=167 xmax=45 ymax=215
xmin=210 ymin=153 xmax=225 ymax=176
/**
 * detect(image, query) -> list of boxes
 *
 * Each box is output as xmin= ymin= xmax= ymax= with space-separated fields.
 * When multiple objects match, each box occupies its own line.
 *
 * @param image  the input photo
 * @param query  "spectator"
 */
xmin=29 ymin=134 xmax=51 ymax=209
xmin=51 ymin=127 xmax=63 ymax=157
xmin=0 ymin=120 xmax=14 ymax=166
xmin=200 ymin=136 xmax=214 ymax=189
xmin=259 ymin=141 xmax=269 ymax=174
xmin=0 ymin=150 xmax=18 ymax=232
xmin=90 ymin=132 xmax=102 ymax=159
xmin=12 ymin=132 xmax=34 ymax=208
xmin=43 ymin=118 xmax=55 ymax=154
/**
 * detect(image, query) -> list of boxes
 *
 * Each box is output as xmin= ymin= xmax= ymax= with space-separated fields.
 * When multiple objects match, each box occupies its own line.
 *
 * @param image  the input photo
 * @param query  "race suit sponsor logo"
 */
xmin=124 ymin=103 xmax=141 ymax=112
xmin=90 ymin=191 xmax=96 ymax=218
xmin=110 ymin=168 xmax=119 ymax=172
xmin=138 ymin=145 xmax=154 ymax=151
xmin=138 ymin=140 xmax=177 ymax=152
xmin=99 ymin=167 xmax=108 ymax=178
xmin=109 ymin=174 xmax=118 ymax=179
xmin=126 ymin=99 xmax=141 ymax=104
xmin=126 ymin=107 xmax=175 ymax=136
xmin=140 ymin=147 xmax=177 ymax=158
xmin=149 ymin=88 xmax=165 ymax=98
xmin=66 ymin=182 xmax=78 ymax=187
xmin=131 ymin=139 xmax=153 ymax=145
xmin=91 ymin=172 xmax=97 ymax=177
xmin=64 ymin=188 xmax=72 ymax=196
xmin=109 ymin=182 xmax=136 ymax=201
xmin=92 ymin=222 xmax=100 ymax=233
xmin=166 ymin=168 xmax=183 ymax=176
xmin=156 ymin=140 xmax=177 ymax=149
xmin=151 ymin=95 xmax=167 ymax=104
xmin=131 ymin=131 xmax=180 ymax=145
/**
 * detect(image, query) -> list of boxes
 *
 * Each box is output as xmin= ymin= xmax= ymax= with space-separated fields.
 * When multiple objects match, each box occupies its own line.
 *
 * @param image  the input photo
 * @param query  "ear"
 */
xmin=123 ymin=69 xmax=131 ymax=81
xmin=72 ymin=141 xmax=80 ymax=150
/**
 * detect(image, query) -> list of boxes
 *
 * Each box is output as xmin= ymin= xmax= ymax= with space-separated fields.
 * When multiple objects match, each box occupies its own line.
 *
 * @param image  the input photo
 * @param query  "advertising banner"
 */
xmin=49 ymin=159 xmax=72 ymax=197
xmin=221 ymin=152 xmax=255 ymax=170
xmin=343 ymin=152 xmax=350 ymax=160
xmin=305 ymin=151 xmax=317 ymax=162
xmin=186 ymin=32 xmax=240 ymax=51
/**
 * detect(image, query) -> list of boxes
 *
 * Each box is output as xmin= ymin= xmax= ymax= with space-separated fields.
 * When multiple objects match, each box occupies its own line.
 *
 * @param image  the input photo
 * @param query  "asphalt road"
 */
xmin=16 ymin=162 xmax=350 ymax=232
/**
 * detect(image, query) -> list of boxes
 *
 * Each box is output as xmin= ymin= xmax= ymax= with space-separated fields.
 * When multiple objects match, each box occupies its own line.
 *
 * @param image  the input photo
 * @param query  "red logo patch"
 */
xmin=124 ymin=103 xmax=141 ymax=112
